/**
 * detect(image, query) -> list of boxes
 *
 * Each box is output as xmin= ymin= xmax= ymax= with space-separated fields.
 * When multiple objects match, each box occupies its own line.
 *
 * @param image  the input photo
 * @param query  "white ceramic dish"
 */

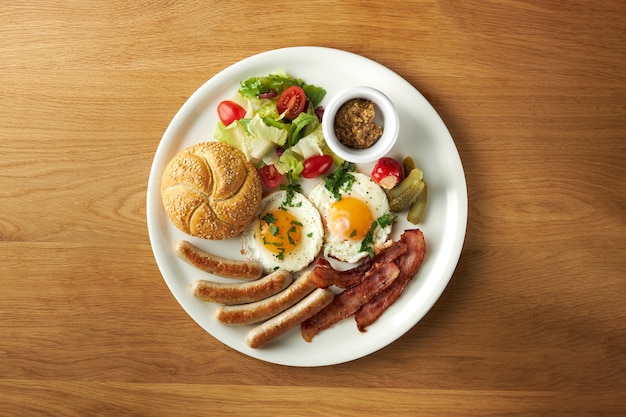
xmin=322 ymin=86 xmax=399 ymax=163
xmin=146 ymin=46 xmax=467 ymax=367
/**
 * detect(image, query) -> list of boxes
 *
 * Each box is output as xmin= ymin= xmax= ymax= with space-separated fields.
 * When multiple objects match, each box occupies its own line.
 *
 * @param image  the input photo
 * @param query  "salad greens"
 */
xmin=215 ymin=71 xmax=339 ymax=180
xmin=239 ymin=71 xmax=326 ymax=108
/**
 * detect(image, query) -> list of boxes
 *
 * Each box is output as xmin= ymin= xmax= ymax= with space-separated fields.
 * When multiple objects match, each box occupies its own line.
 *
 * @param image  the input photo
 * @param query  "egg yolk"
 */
xmin=259 ymin=209 xmax=302 ymax=257
xmin=327 ymin=197 xmax=373 ymax=241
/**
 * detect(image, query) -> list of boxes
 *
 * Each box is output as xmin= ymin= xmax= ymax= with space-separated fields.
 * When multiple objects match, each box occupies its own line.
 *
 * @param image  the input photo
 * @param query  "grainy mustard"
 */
xmin=334 ymin=98 xmax=383 ymax=149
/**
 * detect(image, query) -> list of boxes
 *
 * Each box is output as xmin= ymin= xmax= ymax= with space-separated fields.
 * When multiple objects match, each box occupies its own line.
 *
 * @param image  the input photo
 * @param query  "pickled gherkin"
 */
xmin=387 ymin=168 xmax=425 ymax=212
xmin=407 ymin=183 xmax=428 ymax=224
xmin=402 ymin=156 xmax=416 ymax=175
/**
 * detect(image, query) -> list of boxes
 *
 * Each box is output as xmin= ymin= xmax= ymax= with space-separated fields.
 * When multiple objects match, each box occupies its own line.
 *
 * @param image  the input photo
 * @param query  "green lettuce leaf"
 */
xmin=303 ymin=84 xmax=326 ymax=108
xmin=289 ymin=112 xmax=318 ymax=146
xmin=239 ymin=71 xmax=300 ymax=98
xmin=291 ymin=124 xmax=326 ymax=159
xmin=246 ymin=114 xmax=288 ymax=147
xmin=214 ymin=120 xmax=251 ymax=158
xmin=276 ymin=149 xmax=304 ymax=178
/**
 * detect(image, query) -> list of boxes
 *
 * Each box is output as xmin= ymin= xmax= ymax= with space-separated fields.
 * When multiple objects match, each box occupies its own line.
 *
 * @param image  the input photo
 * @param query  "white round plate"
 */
xmin=147 ymin=46 xmax=467 ymax=367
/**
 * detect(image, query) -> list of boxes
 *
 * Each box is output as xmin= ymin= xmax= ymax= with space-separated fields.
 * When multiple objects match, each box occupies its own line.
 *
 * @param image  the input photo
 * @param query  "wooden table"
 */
xmin=1 ymin=1 xmax=624 ymax=415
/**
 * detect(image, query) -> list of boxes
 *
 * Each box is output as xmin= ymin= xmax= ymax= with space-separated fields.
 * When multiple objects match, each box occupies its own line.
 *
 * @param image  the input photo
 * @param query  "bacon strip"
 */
xmin=309 ymin=242 xmax=408 ymax=289
xmin=354 ymin=229 xmax=426 ymax=332
xmin=301 ymin=261 xmax=400 ymax=342
xmin=308 ymin=258 xmax=360 ymax=289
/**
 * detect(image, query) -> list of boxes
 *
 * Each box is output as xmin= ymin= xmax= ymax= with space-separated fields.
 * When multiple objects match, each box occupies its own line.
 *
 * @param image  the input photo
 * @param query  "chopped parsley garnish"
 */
xmin=261 ymin=236 xmax=283 ymax=248
xmin=269 ymin=225 xmax=279 ymax=236
xmin=360 ymin=224 xmax=378 ymax=259
xmin=280 ymin=180 xmax=303 ymax=209
xmin=324 ymin=161 xmax=356 ymax=200
xmin=261 ymin=213 xmax=277 ymax=224
xmin=377 ymin=212 xmax=396 ymax=228
xmin=360 ymin=212 xmax=396 ymax=258
xmin=286 ymin=225 xmax=295 ymax=243
xmin=307 ymin=232 xmax=313 ymax=238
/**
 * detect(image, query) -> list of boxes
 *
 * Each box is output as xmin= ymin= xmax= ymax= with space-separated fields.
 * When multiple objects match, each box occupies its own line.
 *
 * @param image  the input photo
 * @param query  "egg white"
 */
xmin=308 ymin=172 xmax=392 ymax=264
xmin=241 ymin=190 xmax=324 ymax=273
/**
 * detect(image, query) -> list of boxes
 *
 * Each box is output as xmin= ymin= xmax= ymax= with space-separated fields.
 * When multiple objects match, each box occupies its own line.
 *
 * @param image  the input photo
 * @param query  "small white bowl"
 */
xmin=322 ymin=86 xmax=399 ymax=164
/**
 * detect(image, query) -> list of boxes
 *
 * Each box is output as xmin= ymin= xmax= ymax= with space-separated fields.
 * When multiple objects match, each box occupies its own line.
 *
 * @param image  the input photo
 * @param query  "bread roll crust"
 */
xmin=161 ymin=142 xmax=262 ymax=240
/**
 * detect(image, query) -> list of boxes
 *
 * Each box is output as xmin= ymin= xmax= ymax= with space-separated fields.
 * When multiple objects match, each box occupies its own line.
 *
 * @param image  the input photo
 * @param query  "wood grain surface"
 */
xmin=1 ymin=1 xmax=624 ymax=416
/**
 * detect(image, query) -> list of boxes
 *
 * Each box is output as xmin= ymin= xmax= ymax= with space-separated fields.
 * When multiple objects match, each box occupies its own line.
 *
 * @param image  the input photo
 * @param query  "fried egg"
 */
xmin=241 ymin=190 xmax=324 ymax=273
xmin=308 ymin=172 xmax=393 ymax=263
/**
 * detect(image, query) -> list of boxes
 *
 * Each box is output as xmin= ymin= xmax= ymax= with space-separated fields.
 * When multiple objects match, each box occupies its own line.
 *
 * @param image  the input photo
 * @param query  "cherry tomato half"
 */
xmin=217 ymin=100 xmax=246 ymax=126
xmin=277 ymin=86 xmax=307 ymax=120
xmin=259 ymin=164 xmax=283 ymax=188
xmin=302 ymin=155 xmax=333 ymax=179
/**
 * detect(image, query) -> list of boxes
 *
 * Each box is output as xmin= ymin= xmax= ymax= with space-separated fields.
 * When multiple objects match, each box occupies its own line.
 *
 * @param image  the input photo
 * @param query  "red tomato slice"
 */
xmin=259 ymin=164 xmax=283 ymax=188
xmin=276 ymin=86 xmax=307 ymax=120
xmin=302 ymin=155 xmax=333 ymax=179
xmin=217 ymin=100 xmax=246 ymax=126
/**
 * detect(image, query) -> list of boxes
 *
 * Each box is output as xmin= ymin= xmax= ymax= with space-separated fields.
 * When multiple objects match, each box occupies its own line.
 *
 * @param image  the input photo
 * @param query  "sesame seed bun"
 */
xmin=161 ymin=141 xmax=262 ymax=240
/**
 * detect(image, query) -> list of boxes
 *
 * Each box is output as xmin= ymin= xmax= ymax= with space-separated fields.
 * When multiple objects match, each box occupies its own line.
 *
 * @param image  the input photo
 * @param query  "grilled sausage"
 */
xmin=192 ymin=269 xmax=292 ymax=305
xmin=245 ymin=288 xmax=334 ymax=349
xmin=215 ymin=271 xmax=317 ymax=325
xmin=174 ymin=240 xmax=263 ymax=280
